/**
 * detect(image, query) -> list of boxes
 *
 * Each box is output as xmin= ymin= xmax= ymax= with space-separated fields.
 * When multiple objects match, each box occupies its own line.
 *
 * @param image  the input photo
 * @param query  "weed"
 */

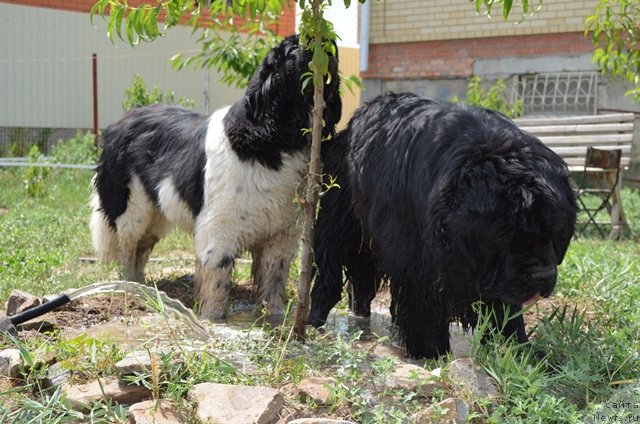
xmin=23 ymin=145 xmax=49 ymax=198
xmin=51 ymin=132 xmax=98 ymax=165
xmin=122 ymin=74 xmax=195 ymax=111
xmin=453 ymin=75 xmax=523 ymax=118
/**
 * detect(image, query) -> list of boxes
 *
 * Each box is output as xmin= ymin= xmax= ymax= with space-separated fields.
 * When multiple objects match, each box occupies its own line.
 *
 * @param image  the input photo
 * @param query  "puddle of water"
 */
xmin=323 ymin=300 xmax=472 ymax=360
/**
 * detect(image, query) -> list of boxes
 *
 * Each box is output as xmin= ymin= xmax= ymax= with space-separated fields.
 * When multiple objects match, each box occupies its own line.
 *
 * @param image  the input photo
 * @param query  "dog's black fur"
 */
xmin=309 ymin=92 xmax=577 ymax=359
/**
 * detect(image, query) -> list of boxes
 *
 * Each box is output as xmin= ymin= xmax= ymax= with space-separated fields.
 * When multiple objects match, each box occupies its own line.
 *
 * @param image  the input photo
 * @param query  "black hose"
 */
xmin=9 ymin=294 xmax=72 ymax=325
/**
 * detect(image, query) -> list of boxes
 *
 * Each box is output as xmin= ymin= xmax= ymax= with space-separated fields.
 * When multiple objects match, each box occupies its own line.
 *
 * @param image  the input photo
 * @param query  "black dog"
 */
xmin=91 ymin=34 xmax=341 ymax=320
xmin=309 ymin=92 xmax=577 ymax=359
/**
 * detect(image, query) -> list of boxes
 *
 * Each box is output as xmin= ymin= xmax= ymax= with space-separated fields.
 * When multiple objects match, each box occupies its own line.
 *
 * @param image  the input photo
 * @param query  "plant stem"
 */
xmin=293 ymin=0 xmax=325 ymax=340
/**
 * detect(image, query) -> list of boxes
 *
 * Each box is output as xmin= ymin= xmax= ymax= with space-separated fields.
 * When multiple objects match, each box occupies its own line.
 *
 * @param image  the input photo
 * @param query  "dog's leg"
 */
xmin=130 ymin=213 xmax=172 ymax=282
xmin=345 ymin=251 xmax=379 ymax=317
xmin=113 ymin=176 xmax=157 ymax=282
xmin=252 ymin=231 xmax=297 ymax=318
xmin=308 ymin=251 xmax=344 ymax=327
xmin=194 ymin=232 xmax=236 ymax=319
xmin=393 ymin=279 xmax=451 ymax=359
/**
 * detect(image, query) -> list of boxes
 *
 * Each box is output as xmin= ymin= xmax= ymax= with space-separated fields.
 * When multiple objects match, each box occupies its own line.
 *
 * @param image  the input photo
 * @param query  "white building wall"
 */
xmin=0 ymin=3 xmax=244 ymax=130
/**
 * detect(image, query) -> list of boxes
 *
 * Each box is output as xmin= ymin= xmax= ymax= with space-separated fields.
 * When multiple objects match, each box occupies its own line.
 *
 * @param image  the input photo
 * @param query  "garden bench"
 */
xmin=514 ymin=113 xmax=636 ymax=238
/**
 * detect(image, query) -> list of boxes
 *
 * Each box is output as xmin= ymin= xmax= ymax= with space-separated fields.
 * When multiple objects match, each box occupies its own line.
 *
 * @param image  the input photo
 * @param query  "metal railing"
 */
xmin=512 ymin=72 xmax=599 ymax=115
xmin=0 ymin=157 xmax=95 ymax=170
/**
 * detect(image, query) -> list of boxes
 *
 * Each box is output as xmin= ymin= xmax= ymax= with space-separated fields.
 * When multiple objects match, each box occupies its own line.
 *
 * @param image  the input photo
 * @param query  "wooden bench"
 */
xmin=514 ymin=113 xmax=636 ymax=237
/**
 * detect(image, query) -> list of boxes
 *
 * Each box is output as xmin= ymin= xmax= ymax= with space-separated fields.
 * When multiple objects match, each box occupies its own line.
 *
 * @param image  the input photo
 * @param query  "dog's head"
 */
xmin=435 ymin=123 xmax=577 ymax=306
xmin=245 ymin=34 xmax=342 ymax=139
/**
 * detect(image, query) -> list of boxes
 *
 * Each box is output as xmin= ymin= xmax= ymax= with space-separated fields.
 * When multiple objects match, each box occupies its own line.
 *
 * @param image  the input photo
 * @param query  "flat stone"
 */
xmin=385 ymin=363 xmax=446 ymax=396
xmin=115 ymin=349 xmax=181 ymax=376
xmin=297 ymin=377 xmax=336 ymax=404
xmin=188 ymin=383 xmax=283 ymax=424
xmin=413 ymin=397 xmax=470 ymax=424
xmin=370 ymin=343 xmax=407 ymax=360
xmin=288 ymin=419 xmax=356 ymax=424
xmin=63 ymin=378 xmax=150 ymax=411
xmin=0 ymin=348 xmax=22 ymax=378
xmin=6 ymin=290 xmax=41 ymax=316
xmin=128 ymin=399 xmax=185 ymax=423
xmin=448 ymin=357 xmax=499 ymax=398
xmin=41 ymin=362 xmax=71 ymax=389
xmin=16 ymin=320 xmax=55 ymax=333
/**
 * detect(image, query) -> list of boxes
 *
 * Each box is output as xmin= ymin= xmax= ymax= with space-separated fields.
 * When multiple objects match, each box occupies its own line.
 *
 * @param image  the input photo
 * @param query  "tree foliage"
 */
xmin=91 ymin=0 xmax=285 ymax=88
xmin=91 ymin=0 xmax=540 ymax=89
xmin=586 ymin=0 xmax=640 ymax=102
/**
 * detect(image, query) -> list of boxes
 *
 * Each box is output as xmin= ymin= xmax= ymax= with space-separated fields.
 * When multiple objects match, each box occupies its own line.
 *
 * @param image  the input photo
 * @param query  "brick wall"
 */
xmin=369 ymin=0 xmax=597 ymax=44
xmin=1 ymin=0 xmax=296 ymax=35
xmin=363 ymin=32 xmax=594 ymax=80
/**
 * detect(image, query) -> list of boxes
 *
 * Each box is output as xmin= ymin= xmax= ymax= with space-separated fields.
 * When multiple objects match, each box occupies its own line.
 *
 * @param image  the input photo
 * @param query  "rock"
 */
xmin=288 ymin=419 xmax=356 ymax=424
xmin=385 ymin=363 xmax=446 ymax=396
xmin=16 ymin=320 xmax=55 ymax=332
xmin=115 ymin=349 xmax=182 ymax=376
xmin=42 ymin=294 xmax=63 ymax=303
xmin=413 ymin=397 xmax=470 ymax=424
xmin=63 ymin=378 xmax=150 ymax=411
xmin=41 ymin=362 xmax=71 ymax=389
xmin=6 ymin=290 xmax=41 ymax=316
xmin=188 ymin=383 xmax=283 ymax=424
xmin=0 ymin=348 xmax=22 ymax=378
xmin=0 ymin=315 xmax=17 ymax=338
xmin=297 ymin=377 xmax=336 ymax=405
xmin=369 ymin=343 xmax=407 ymax=361
xmin=128 ymin=399 xmax=185 ymax=424
xmin=448 ymin=357 xmax=499 ymax=398
xmin=116 ymin=350 xmax=154 ymax=376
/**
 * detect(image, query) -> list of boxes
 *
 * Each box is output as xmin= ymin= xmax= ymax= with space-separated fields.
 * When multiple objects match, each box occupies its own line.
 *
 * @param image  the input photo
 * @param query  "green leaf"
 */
xmin=311 ymin=46 xmax=329 ymax=75
xmin=475 ymin=0 xmax=483 ymax=14
xmin=113 ymin=5 xmax=125 ymax=41
xmin=145 ymin=7 xmax=161 ymax=39
xmin=503 ymin=0 xmax=513 ymax=20
xmin=89 ymin=0 xmax=107 ymax=27
xmin=133 ymin=7 xmax=146 ymax=39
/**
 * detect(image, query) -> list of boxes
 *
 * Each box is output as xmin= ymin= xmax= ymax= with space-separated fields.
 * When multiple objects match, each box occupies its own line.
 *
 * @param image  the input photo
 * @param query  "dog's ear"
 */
xmin=245 ymin=36 xmax=291 ymax=120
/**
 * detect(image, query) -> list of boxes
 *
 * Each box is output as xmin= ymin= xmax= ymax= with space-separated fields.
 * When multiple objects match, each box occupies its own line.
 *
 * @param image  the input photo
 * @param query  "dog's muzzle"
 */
xmin=529 ymin=266 xmax=557 ymax=298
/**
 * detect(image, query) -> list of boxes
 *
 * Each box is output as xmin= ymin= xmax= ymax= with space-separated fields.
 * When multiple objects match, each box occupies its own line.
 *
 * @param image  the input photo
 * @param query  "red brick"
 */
xmin=364 ymin=32 xmax=593 ymax=79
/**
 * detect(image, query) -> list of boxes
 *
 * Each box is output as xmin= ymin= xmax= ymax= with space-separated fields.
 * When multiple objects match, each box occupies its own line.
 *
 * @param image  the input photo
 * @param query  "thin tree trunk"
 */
xmin=293 ymin=0 xmax=325 ymax=339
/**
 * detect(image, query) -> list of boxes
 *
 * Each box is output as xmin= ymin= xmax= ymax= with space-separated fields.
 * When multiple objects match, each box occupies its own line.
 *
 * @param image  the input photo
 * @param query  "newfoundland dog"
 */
xmin=309 ymin=92 xmax=576 ymax=359
xmin=90 ymin=34 xmax=341 ymax=319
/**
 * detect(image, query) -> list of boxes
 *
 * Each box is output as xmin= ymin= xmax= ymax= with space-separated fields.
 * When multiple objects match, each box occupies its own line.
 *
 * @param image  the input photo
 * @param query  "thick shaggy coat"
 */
xmin=309 ymin=92 xmax=577 ymax=358
xmin=91 ymin=34 xmax=341 ymax=319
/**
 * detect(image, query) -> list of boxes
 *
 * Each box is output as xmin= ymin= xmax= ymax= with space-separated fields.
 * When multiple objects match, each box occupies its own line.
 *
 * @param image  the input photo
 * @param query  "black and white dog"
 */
xmin=309 ymin=92 xmax=576 ymax=359
xmin=90 ymin=34 xmax=341 ymax=319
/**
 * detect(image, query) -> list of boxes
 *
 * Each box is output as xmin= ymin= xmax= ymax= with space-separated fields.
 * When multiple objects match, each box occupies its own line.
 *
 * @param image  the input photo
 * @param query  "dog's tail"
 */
xmin=89 ymin=177 xmax=118 ymax=263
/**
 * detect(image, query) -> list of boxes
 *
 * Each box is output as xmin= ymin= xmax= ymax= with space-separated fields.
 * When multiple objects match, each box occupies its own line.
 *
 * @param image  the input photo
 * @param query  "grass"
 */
xmin=0 ymin=167 xmax=194 ymax=301
xmin=1 ymin=163 xmax=640 ymax=423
